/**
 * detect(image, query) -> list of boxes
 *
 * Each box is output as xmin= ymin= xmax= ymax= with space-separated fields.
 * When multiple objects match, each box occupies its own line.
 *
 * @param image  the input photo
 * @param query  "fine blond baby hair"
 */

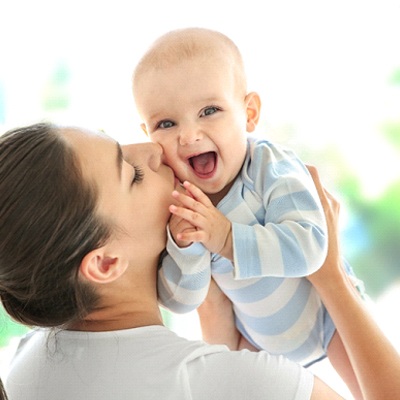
xmin=132 ymin=27 xmax=248 ymax=97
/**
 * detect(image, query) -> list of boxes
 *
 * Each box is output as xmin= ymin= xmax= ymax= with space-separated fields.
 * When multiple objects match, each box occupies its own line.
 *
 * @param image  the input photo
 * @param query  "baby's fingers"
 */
xmin=182 ymin=181 xmax=213 ymax=207
xmin=176 ymin=229 xmax=207 ymax=244
xmin=169 ymin=204 xmax=205 ymax=229
xmin=171 ymin=189 xmax=209 ymax=216
xmin=171 ymin=191 xmax=202 ymax=214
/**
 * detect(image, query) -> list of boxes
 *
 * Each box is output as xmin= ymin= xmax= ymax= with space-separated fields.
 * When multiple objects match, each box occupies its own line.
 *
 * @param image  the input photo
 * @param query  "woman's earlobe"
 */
xmin=79 ymin=248 xmax=127 ymax=284
xmin=245 ymin=92 xmax=261 ymax=133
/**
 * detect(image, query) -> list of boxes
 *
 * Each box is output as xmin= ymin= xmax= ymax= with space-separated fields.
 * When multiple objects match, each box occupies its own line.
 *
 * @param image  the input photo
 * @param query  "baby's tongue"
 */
xmin=191 ymin=152 xmax=215 ymax=174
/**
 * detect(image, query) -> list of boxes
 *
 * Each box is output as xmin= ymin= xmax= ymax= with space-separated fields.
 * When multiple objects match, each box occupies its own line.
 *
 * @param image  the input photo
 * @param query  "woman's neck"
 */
xmin=69 ymin=312 xmax=164 ymax=332
xmin=68 ymin=295 xmax=164 ymax=332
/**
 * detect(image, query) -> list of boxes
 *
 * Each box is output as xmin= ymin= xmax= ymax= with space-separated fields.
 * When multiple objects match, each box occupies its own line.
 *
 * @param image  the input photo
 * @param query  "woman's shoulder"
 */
xmin=5 ymin=327 xmax=313 ymax=400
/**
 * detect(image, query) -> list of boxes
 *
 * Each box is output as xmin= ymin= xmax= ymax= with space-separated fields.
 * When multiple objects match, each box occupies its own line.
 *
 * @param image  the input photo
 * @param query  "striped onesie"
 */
xmin=158 ymin=137 xmax=338 ymax=366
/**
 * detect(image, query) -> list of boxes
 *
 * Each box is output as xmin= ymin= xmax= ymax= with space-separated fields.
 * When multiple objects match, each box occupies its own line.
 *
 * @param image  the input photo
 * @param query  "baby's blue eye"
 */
xmin=202 ymin=106 xmax=219 ymax=116
xmin=158 ymin=120 xmax=175 ymax=129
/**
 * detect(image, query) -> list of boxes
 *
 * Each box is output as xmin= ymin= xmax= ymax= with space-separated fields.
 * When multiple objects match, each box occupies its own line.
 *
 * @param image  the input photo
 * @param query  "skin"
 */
xmin=62 ymin=127 xmax=180 ymax=331
xmin=135 ymin=57 xmax=260 ymax=205
xmin=134 ymin=55 xmax=260 ymax=259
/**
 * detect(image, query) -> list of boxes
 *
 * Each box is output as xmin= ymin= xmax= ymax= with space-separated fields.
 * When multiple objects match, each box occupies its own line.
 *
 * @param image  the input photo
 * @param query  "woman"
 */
xmin=0 ymin=122 xmax=399 ymax=399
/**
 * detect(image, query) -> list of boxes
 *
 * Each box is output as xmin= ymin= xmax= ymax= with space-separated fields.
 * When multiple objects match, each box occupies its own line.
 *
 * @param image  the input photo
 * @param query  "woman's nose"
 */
xmin=122 ymin=142 xmax=162 ymax=172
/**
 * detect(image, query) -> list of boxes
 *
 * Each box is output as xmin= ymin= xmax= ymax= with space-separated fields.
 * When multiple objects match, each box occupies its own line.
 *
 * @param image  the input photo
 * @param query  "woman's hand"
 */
xmin=305 ymin=166 xmax=353 ymax=290
xmin=306 ymin=164 xmax=400 ymax=400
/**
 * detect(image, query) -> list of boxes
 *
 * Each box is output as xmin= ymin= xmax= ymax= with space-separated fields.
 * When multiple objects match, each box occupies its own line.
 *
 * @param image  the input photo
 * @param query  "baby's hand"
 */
xmin=169 ymin=181 xmax=233 ymax=260
xmin=169 ymin=182 xmax=197 ymax=248
xmin=169 ymin=213 xmax=196 ymax=248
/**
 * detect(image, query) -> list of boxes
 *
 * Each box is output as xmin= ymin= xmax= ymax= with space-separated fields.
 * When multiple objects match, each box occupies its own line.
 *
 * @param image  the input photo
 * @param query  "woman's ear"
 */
xmin=79 ymin=247 xmax=128 ymax=284
xmin=244 ymin=92 xmax=261 ymax=133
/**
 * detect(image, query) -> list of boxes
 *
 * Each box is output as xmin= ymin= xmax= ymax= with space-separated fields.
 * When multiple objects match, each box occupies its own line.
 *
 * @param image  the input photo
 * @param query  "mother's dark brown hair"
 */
xmin=0 ymin=122 xmax=113 ymax=396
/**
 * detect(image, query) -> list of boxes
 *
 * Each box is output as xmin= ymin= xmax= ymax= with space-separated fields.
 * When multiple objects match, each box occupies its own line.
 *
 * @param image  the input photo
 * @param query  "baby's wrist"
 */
xmin=219 ymin=226 xmax=233 ymax=261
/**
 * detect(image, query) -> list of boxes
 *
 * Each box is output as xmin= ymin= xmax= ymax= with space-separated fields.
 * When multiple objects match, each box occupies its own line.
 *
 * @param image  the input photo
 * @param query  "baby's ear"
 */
xmin=244 ymin=92 xmax=261 ymax=133
xmin=79 ymin=247 xmax=128 ymax=284
xmin=140 ymin=123 xmax=149 ymax=136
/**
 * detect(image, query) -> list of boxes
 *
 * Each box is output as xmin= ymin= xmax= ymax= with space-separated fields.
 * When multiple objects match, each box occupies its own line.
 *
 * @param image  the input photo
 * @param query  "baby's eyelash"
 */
xmin=132 ymin=165 xmax=144 ymax=185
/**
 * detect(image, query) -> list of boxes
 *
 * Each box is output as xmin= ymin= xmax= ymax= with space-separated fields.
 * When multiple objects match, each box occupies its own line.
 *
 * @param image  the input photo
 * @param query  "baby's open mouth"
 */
xmin=189 ymin=151 xmax=217 ymax=176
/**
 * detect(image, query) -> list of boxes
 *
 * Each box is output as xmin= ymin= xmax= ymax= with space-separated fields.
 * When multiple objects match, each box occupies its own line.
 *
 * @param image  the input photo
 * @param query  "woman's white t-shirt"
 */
xmin=5 ymin=325 xmax=313 ymax=399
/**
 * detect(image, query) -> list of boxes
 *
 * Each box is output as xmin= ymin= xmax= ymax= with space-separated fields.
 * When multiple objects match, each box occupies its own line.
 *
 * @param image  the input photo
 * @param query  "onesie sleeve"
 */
xmin=187 ymin=349 xmax=314 ymax=400
xmin=157 ymin=227 xmax=212 ymax=313
xmin=231 ymin=141 xmax=328 ymax=279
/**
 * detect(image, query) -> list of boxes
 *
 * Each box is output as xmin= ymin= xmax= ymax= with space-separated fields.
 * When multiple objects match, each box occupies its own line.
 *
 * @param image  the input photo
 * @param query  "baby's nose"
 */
xmin=179 ymin=127 xmax=202 ymax=146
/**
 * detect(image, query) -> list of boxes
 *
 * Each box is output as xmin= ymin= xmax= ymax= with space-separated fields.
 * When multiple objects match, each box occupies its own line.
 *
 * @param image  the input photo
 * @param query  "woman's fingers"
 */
xmin=306 ymin=165 xmax=340 ymax=217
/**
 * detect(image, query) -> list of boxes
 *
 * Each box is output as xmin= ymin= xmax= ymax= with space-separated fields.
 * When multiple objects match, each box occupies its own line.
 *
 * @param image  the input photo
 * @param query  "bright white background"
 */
xmin=1 ymin=0 xmax=399 ymax=199
xmin=1 ymin=1 xmax=400 ymax=398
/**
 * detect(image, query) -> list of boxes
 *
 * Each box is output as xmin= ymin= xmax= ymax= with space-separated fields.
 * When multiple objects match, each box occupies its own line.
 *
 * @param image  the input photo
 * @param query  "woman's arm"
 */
xmin=307 ymin=165 xmax=400 ymax=400
xmin=196 ymin=277 xmax=239 ymax=348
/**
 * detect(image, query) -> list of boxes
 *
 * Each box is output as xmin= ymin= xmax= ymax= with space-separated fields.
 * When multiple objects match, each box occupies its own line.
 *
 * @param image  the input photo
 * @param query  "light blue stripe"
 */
xmin=265 ymin=157 xmax=302 ymax=181
xmin=266 ymin=190 xmax=319 ymax=222
xmin=162 ymin=257 xmax=210 ymax=291
xmin=211 ymin=254 xmax=234 ymax=274
xmin=233 ymin=223 xmax=262 ymax=277
xmin=286 ymin=303 xmax=336 ymax=366
xmin=157 ymin=278 xmax=202 ymax=313
xmin=234 ymin=279 xmax=312 ymax=335
xmin=160 ymin=297 xmax=201 ymax=314
xmin=309 ymin=222 xmax=326 ymax=250
xmin=284 ymin=308 xmax=324 ymax=363
xmin=224 ymin=277 xmax=285 ymax=303
xmin=270 ymin=224 xmax=308 ymax=277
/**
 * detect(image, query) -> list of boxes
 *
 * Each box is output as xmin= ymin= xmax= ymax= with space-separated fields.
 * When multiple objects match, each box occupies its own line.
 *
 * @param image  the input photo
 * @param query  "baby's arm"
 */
xmin=157 ymin=229 xmax=212 ymax=314
xmin=169 ymin=175 xmax=327 ymax=280
xmin=231 ymin=157 xmax=329 ymax=279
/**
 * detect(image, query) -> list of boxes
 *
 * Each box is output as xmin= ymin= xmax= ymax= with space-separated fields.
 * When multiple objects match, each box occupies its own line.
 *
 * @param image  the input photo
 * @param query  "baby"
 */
xmin=132 ymin=27 xmax=363 ymax=399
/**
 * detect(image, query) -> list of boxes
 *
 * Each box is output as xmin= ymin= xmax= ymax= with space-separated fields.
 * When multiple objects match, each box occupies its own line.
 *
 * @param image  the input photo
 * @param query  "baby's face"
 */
xmin=134 ymin=57 xmax=250 ymax=201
